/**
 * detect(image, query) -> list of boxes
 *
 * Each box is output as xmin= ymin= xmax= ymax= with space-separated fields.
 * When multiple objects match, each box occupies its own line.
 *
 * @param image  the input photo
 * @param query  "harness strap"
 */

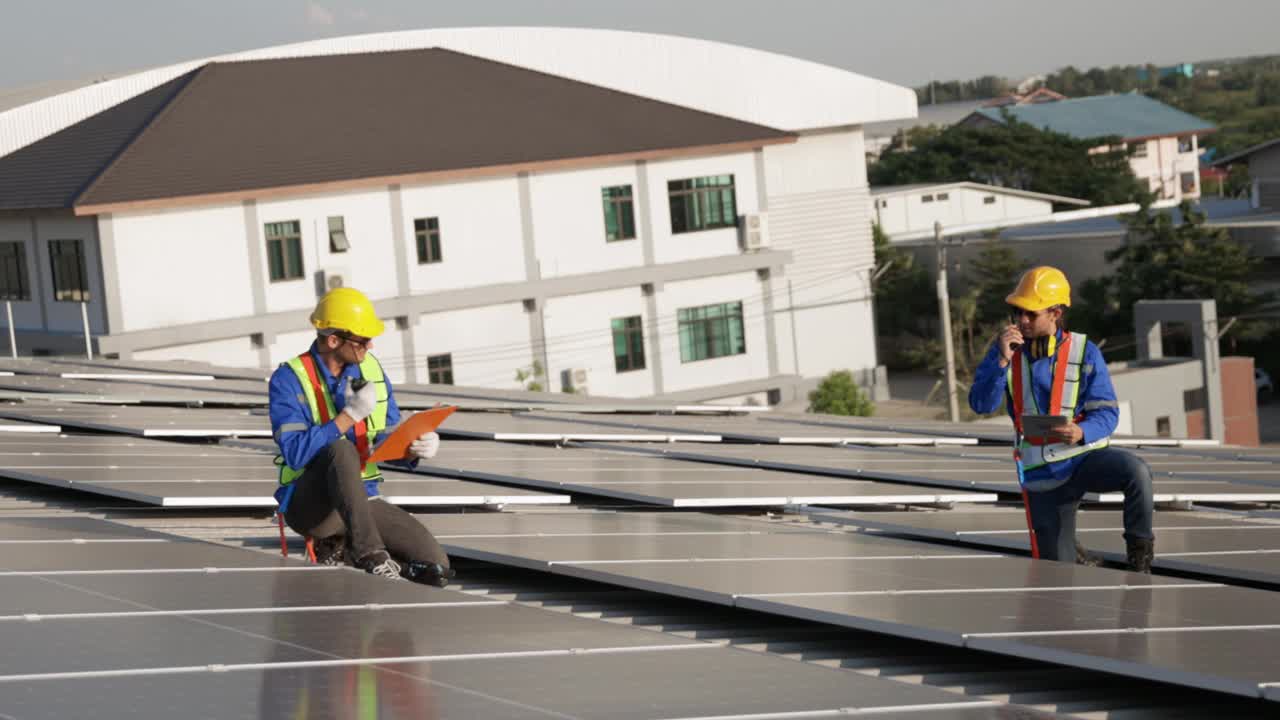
xmin=297 ymin=353 xmax=370 ymax=464
xmin=1047 ymin=333 xmax=1071 ymax=416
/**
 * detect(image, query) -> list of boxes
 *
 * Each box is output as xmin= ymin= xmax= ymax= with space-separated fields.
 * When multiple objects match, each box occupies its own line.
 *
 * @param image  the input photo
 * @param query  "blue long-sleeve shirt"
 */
xmin=268 ymin=344 xmax=409 ymax=508
xmin=968 ymin=330 xmax=1119 ymax=486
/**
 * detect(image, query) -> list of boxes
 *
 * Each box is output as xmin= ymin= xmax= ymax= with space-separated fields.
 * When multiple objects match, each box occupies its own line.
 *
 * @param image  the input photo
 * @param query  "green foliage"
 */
xmin=871 ymin=222 xmax=934 ymax=340
xmin=966 ymin=240 xmax=1026 ymax=326
xmin=514 ymin=360 xmax=545 ymax=392
xmin=870 ymin=120 xmax=1146 ymax=206
xmin=807 ymin=371 xmax=875 ymax=416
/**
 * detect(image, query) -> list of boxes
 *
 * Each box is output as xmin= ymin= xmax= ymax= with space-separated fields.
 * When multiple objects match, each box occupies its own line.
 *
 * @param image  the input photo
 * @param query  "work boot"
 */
xmin=356 ymin=550 xmax=405 ymax=581
xmin=312 ymin=536 xmax=346 ymax=567
xmin=1074 ymin=540 xmax=1101 ymax=567
xmin=403 ymin=561 xmax=456 ymax=588
xmin=1125 ymin=538 xmax=1155 ymax=574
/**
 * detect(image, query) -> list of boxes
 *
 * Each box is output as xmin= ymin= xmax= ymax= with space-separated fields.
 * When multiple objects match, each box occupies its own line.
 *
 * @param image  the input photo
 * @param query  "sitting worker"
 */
xmin=969 ymin=266 xmax=1155 ymax=573
xmin=269 ymin=286 xmax=453 ymax=586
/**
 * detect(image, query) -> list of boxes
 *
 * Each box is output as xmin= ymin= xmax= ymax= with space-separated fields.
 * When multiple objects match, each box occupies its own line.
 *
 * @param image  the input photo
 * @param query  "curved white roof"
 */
xmin=0 ymin=27 xmax=916 ymax=160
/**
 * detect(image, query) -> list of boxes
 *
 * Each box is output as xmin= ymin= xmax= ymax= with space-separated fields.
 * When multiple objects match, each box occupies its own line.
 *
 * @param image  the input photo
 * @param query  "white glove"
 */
xmin=341 ymin=380 xmax=378 ymax=422
xmin=408 ymin=431 xmax=440 ymax=460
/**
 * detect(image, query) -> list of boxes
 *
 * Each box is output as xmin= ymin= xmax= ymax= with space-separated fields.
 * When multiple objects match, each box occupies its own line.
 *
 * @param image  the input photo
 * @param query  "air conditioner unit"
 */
xmin=562 ymin=367 xmax=590 ymax=395
xmin=739 ymin=212 xmax=769 ymax=251
xmin=315 ymin=267 xmax=351 ymax=297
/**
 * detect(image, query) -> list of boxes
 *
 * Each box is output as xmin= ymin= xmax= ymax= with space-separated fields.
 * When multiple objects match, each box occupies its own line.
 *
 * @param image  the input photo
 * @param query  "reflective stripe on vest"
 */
xmin=1007 ymin=331 xmax=1109 ymax=470
xmin=277 ymin=353 xmax=389 ymax=486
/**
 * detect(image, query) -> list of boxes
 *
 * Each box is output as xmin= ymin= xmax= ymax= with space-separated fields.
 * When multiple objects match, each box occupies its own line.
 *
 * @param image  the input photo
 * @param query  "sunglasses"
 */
xmin=1009 ymin=307 xmax=1059 ymax=323
xmin=335 ymin=332 xmax=373 ymax=350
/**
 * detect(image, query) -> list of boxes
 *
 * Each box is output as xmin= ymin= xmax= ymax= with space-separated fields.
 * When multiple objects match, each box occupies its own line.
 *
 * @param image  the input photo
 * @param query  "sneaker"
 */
xmin=1074 ymin=540 xmax=1101 ymax=567
xmin=1125 ymin=538 xmax=1155 ymax=574
xmin=357 ymin=551 xmax=405 ymax=581
xmin=312 ymin=536 xmax=346 ymax=567
xmin=403 ymin=561 xmax=456 ymax=588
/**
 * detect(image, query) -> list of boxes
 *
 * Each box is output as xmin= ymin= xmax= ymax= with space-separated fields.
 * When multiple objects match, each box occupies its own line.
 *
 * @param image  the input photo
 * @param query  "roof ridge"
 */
xmin=71 ymin=65 xmax=207 ymax=208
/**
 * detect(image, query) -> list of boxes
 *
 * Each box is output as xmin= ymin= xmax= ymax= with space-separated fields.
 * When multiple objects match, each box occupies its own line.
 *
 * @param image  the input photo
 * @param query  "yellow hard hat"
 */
xmin=310 ymin=287 xmax=385 ymax=338
xmin=1006 ymin=266 xmax=1071 ymax=311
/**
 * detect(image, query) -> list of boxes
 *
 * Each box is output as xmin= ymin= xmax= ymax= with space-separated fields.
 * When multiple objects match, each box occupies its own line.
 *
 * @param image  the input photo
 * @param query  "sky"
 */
xmin=1 ymin=0 xmax=1279 ymax=94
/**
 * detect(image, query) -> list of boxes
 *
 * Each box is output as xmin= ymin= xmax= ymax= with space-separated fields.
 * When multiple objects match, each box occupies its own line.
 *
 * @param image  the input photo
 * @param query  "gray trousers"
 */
xmin=1027 ymin=447 xmax=1155 ymax=562
xmin=283 ymin=438 xmax=449 ymax=568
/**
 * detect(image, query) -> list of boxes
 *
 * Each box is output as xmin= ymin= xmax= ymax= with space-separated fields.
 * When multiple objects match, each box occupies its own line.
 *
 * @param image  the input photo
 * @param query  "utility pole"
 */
xmin=934 ymin=221 xmax=960 ymax=423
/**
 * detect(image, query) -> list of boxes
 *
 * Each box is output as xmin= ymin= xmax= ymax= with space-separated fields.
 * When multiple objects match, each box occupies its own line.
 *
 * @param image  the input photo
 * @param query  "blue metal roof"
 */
xmin=971 ymin=93 xmax=1214 ymax=141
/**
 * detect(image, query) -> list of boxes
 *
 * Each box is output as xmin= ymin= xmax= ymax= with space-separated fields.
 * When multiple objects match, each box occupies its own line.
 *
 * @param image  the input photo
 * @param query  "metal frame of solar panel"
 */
xmin=0 ymin=403 xmax=272 ymax=436
xmin=521 ymin=410 xmax=980 ymax=445
xmin=0 ymin=435 xmax=569 ymax=508
xmin=425 ymin=510 xmax=1280 ymax=701
xmin=402 ymin=439 xmax=997 ymax=507
xmin=0 ymin=515 xmax=1001 ymax=719
xmin=0 ymin=373 xmax=266 ymax=405
xmin=809 ymin=508 xmax=1280 ymax=587
xmin=439 ymin=410 xmax=721 ymax=442
xmin=604 ymin=441 xmax=1280 ymax=504
xmin=0 ymin=419 xmax=60 ymax=433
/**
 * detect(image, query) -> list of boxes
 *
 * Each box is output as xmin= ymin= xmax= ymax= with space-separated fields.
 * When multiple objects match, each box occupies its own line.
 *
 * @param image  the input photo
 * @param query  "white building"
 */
xmin=871 ymin=182 xmax=1087 ymax=238
xmin=959 ymin=94 xmax=1214 ymax=202
xmin=0 ymin=28 xmax=916 ymax=403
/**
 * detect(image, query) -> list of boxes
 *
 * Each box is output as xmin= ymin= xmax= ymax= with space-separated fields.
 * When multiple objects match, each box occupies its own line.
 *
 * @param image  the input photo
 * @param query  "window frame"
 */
xmin=264 ymin=221 xmax=305 ymax=283
xmin=328 ymin=216 xmax=350 ymax=253
xmin=611 ymin=315 xmax=646 ymax=373
xmin=677 ymin=301 xmax=747 ymax=363
xmin=1177 ymin=136 xmax=1195 ymax=154
xmin=1130 ymin=141 xmax=1149 ymax=158
xmin=0 ymin=241 xmax=31 ymax=301
xmin=426 ymin=353 xmax=454 ymax=385
xmin=414 ymin=217 xmax=443 ymax=265
xmin=667 ymin=175 xmax=738 ymax=234
xmin=601 ymin=185 xmax=636 ymax=242
xmin=1180 ymin=171 xmax=1198 ymax=194
xmin=48 ymin=239 xmax=90 ymax=303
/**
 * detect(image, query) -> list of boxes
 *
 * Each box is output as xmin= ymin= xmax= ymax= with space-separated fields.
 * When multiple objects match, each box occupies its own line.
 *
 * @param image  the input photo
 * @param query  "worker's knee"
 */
xmin=327 ymin=438 xmax=361 ymax=474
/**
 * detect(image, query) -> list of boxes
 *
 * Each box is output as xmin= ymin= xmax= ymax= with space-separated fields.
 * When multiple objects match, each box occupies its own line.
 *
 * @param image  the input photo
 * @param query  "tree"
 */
xmin=870 ymin=120 xmax=1147 ymax=206
xmin=965 ymin=240 xmax=1026 ymax=327
xmin=514 ymin=360 xmax=545 ymax=392
xmin=807 ymin=371 xmax=875 ymax=416
xmin=871 ymin=222 xmax=934 ymax=340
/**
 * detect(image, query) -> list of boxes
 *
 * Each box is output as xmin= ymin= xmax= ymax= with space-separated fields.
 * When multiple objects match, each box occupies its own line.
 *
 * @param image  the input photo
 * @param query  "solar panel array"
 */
xmin=428 ymin=511 xmax=1280 ymax=702
xmin=0 ymin=516 xmax=1022 ymax=719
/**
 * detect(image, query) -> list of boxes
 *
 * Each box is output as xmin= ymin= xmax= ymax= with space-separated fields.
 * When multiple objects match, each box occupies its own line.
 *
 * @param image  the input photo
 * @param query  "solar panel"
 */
xmin=412 ymin=440 xmax=997 ymax=507
xmin=0 ymin=373 xmax=264 ymax=405
xmin=440 ymin=411 xmax=721 ymax=442
xmin=810 ymin=509 xmax=1280 ymax=587
xmin=0 ymin=516 xmax=168 ymax=541
xmin=427 ymin=511 xmax=1280 ymax=701
xmin=524 ymin=410 xmax=979 ymax=445
xmin=0 ymin=418 xmax=60 ymax=433
xmin=0 ymin=403 xmax=271 ymax=436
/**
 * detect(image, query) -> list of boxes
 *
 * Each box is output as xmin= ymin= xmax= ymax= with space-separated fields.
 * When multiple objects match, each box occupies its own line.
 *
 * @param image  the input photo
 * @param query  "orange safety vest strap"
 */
xmin=296 ymin=352 xmax=371 ymax=463
xmin=1011 ymin=335 xmax=1077 ymax=447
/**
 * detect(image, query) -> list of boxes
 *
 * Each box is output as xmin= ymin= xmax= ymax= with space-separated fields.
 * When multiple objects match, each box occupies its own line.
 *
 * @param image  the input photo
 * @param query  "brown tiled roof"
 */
xmin=4 ymin=48 xmax=791 ymax=212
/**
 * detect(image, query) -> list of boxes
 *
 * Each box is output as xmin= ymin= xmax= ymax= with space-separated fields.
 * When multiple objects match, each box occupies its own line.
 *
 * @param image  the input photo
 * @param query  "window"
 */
xmin=1178 ymin=136 xmax=1195 ymax=154
xmin=611 ymin=315 xmax=646 ymax=373
xmin=601 ymin=185 xmax=636 ymax=241
xmin=328 ymin=216 xmax=349 ymax=253
xmin=921 ymin=194 xmax=935 ymax=203
xmin=264 ymin=221 xmax=304 ymax=282
xmin=983 ymin=195 xmax=997 ymax=205
xmin=1180 ymin=172 xmax=1198 ymax=194
xmin=1130 ymin=141 xmax=1149 ymax=158
xmin=414 ymin=217 xmax=442 ymax=264
xmin=668 ymin=175 xmax=737 ymax=234
xmin=936 ymin=192 xmax=950 ymax=201
xmin=0 ymin=242 xmax=29 ymax=301
xmin=877 ymin=199 xmax=888 ymax=208
xmin=678 ymin=301 xmax=746 ymax=363
xmin=48 ymin=239 xmax=89 ymax=302
xmin=427 ymin=353 xmax=454 ymax=385
xmin=1155 ymin=416 xmax=1171 ymax=437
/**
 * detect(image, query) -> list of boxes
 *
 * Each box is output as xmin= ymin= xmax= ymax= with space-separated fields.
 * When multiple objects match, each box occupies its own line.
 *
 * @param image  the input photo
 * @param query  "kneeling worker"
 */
xmin=269 ymin=287 xmax=453 ymax=586
xmin=969 ymin=266 xmax=1155 ymax=572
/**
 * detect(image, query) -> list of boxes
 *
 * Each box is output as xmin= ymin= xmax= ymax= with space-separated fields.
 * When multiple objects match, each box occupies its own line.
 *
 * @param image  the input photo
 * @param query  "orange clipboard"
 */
xmin=368 ymin=405 xmax=457 ymax=463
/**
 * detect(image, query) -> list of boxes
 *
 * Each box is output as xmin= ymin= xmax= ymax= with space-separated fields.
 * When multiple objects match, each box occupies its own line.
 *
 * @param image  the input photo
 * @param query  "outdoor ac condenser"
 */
xmin=740 ymin=212 xmax=769 ymax=251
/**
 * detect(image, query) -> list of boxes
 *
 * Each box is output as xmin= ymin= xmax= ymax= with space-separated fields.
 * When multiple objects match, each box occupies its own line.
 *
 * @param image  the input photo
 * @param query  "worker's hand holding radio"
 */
xmin=998 ymin=325 xmax=1024 ymax=367
xmin=342 ymin=379 xmax=379 ymax=422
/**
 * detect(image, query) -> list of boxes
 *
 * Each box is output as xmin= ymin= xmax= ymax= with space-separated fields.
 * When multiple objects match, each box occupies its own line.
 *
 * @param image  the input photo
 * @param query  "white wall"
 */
xmin=400 ymin=175 xmax=526 ymax=294
xmin=257 ymin=186 xmax=399 ymax=313
xmin=0 ymin=218 xmax=40 ymax=330
xmin=134 ymin=335 xmax=262 ymax=367
xmin=529 ymin=163 xmax=645 ymax=278
xmin=413 ymin=302 xmax=532 ymax=389
xmin=655 ymin=271 xmax=770 ymax=393
xmin=542 ymin=286 xmax=655 ymax=397
xmin=875 ymin=188 xmax=1053 ymax=237
xmin=110 ymin=203 xmax=253 ymax=332
xmin=646 ymin=152 xmax=760 ymax=265
xmin=1127 ymin=136 xmax=1201 ymax=201
xmin=33 ymin=215 xmax=103 ymax=334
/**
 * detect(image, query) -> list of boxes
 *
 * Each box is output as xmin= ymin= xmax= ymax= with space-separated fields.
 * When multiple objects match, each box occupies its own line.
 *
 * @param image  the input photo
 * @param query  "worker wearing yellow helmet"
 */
xmin=969 ymin=266 xmax=1155 ymax=573
xmin=268 ymin=287 xmax=453 ymax=586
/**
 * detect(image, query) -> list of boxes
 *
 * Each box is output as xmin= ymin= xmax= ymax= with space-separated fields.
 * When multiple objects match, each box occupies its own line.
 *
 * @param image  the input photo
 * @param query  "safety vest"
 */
xmin=1006 ymin=331 xmax=1110 ymax=471
xmin=278 ymin=352 xmax=389 ymax=486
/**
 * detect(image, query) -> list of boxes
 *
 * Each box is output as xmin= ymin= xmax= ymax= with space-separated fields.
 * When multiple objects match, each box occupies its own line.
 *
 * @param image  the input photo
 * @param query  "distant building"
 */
xmin=863 ymin=99 xmax=987 ymax=160
xmin=0 ymin=28 xmax=917 ymax=404
xmin=1212 ymin=138 xmax=1280 ymax=210
xmin=1136 ymin=63 xmax=1195 ymax=83
xmin=872 ymin=182 xmax=1087 ymax=238
xmin=980 ymin=87 xmax=1066 ymax=108
xmin=960 ymin=94 xmax=1215 ymax=201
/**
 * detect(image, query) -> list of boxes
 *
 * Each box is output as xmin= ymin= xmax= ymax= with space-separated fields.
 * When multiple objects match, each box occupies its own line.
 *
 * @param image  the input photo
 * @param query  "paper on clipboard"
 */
xmin=1021 ymin=414 xmax=1070 ymax=440
xmin=368 ymin=405 xmax=457 ymax=463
